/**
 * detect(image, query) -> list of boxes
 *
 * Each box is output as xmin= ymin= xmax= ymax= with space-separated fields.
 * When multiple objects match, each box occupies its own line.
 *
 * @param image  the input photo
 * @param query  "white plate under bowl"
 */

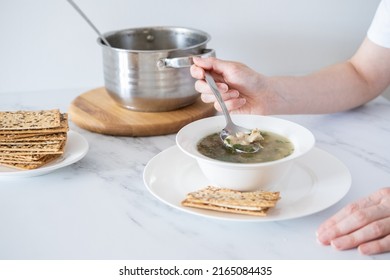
xmin=143 ymin=145 xmax=351 ymax=222
xmin=0 ymin=130 xmax=89 ymax=178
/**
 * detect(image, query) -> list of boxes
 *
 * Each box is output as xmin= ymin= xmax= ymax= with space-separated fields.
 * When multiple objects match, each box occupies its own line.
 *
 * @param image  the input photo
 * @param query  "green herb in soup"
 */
xmin=197 ymin=131 xmax=294 ymax=163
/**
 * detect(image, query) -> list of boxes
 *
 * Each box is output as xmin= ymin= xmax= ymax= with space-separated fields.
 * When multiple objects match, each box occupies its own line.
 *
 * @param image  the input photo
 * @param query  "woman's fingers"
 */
xmin=190 ymin=64 xmax=205 ymax=79
xmin=330 ymin=217 xmax=390 ymax=251
xmin=192 ymin=56 xmax=216 ymax=69
xmin=195 ymin=80 xmax=229 ymax=95
xmin=317 ymin=189 xmax=388 ymax=238
xmin=318 ymin=202 xmax=388 ymax=240
xmin=317 ymin=188 xmax=390 ymax=255
xmin=358 ymin=233 xmax=390 ymax=255
xmin=200 ymin=90 xmax=239 ymax=103
xmin=222 ymin=98 xmax=247 ymax=112
xmin=195 ymin=80 xmax=241 ymax=104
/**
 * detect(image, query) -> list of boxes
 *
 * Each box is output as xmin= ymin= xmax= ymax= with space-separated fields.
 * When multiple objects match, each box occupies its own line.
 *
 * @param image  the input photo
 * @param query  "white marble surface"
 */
xmin=0 ymin=89 xmax=389 ymax=260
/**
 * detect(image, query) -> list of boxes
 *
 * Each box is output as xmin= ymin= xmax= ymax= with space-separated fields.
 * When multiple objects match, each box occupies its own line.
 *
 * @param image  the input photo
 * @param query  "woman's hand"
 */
xmin=317 ymin=187 xmax=390 ymax=255
xmin=190 ymin=57 xmax=273 ymax=115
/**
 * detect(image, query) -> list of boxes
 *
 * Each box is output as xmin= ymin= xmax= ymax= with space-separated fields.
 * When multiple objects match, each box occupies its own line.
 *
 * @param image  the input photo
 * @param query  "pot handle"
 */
xmin=157 ymin=49 xmax=216 ymax=68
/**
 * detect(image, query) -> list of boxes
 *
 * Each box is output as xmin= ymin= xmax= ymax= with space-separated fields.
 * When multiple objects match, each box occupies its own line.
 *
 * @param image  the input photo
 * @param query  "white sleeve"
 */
xmin=367 ymin=0 xmax=390 ymax=48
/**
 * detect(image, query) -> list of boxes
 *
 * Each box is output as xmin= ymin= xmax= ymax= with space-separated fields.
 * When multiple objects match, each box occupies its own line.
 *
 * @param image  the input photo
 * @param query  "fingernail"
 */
xmin=330 ymin=239 xmax=342 ymax=250
xmin=229 ymin=90 xmax=239 ymax=98
xmin=358 ymin=245 xmax=371 ymax=255
xmin=316 ymin=237 xmax=326 ymax=245
xmin=219 ymin=84 xmax=229 ymax=92
xmin=316 ymin=236 xmax=328 ymax=245
xmin=315 ymin=227 xmax=325 ymax=236
xmin=238 ymin=98 xmax=246 ymax=105
xmin=316 ymin=231 xmax=331 ymax=245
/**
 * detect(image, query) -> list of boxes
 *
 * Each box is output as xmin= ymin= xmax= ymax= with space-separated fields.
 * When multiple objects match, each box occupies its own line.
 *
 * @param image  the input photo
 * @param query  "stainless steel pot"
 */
xmin=98 ymin=26 xmax=215 ymax=112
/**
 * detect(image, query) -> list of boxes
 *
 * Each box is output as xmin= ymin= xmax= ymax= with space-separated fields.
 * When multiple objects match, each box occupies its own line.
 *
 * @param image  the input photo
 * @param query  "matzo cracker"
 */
xmin=0 ymin=109 xmax=60 ymax=130
xmin=182 ymin=186 xmax=280 ymax=216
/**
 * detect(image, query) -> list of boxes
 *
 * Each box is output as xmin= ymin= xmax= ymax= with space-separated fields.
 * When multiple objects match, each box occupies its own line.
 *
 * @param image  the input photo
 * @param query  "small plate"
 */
xmin=143 ymin=145 xmax=351 ymax=222
xmin=0 ymin=131 xmax=89 ymax=178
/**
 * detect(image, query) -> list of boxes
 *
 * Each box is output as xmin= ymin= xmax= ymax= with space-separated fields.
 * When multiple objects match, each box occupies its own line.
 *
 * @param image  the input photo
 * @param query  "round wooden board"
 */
xmin=68 ymin=87 xmax=216 ymax=136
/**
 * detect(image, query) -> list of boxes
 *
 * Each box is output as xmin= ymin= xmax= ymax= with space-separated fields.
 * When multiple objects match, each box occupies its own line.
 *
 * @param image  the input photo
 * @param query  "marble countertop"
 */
xmin=0 ymin=89 xmax=389 ymax=260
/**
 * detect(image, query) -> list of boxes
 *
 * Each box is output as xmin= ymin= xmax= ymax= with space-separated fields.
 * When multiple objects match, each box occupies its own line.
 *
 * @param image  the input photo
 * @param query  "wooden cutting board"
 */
xmin=68 ymin=87 xmax=215 ymax=136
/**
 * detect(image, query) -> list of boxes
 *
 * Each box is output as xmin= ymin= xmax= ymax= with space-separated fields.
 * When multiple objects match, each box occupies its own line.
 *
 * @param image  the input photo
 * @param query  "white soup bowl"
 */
xmin=176 ymin=115 xmax=315 ymax=191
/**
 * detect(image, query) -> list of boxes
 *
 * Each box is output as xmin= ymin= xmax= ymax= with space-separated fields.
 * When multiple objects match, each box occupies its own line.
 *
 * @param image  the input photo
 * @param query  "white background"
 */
xmin=0 ymin=0 xmax=382 ymax=94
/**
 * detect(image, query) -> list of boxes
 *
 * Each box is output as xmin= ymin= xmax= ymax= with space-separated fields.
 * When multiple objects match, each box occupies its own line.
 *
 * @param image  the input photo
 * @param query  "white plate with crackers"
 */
xmin=0 ymin=109 xmax=88 ymax=177
xmin=0 ymin=130 xmax=88 ymax=178
xmin=143 ymin=145 xmax=351 ymax=222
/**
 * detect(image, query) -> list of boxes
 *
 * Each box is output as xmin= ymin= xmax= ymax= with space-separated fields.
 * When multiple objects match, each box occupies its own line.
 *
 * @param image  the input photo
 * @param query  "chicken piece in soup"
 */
xmin=197 ymin=130 xmax=294 ymax=163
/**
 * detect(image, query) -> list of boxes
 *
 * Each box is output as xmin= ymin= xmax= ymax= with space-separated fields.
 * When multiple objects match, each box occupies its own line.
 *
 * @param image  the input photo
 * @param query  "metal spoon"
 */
xmin=66 ymin=0 xmax=112 ymax=47
xmin=204 ymin=72 xmax=261 ymax=153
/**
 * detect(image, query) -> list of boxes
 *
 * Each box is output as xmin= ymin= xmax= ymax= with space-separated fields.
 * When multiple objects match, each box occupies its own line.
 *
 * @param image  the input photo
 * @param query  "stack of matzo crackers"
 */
xmin=182 ymin=186 xmax=280 ymax=216
xmin=0 ymin=109 xmax=69 ymax=170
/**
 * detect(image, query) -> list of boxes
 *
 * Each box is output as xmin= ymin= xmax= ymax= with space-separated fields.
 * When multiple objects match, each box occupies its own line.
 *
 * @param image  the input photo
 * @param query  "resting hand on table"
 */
xmin=316 ymin=187 xmax=390 ymax=255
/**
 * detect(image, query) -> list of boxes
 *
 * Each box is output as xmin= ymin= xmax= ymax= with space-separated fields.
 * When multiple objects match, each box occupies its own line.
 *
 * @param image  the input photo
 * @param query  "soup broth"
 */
xmin=197 ymin=131 xmax=294 ymax=163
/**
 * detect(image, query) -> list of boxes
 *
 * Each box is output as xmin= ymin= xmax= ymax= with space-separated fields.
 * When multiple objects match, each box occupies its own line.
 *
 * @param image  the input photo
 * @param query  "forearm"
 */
xmin=266 ymin=38 xmax=390 ymax=115
xmin=267 ymin=61 xmax=380 ymax=115
xmin=191 ymin=38 xmax=390 ymax=116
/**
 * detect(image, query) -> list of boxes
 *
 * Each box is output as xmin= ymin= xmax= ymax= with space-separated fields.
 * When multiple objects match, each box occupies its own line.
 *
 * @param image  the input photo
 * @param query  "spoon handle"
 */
xmin=204 ymin=72 xmax=233 ymax=125
xmin=66 ymin=0 xmax=111 ymax=47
